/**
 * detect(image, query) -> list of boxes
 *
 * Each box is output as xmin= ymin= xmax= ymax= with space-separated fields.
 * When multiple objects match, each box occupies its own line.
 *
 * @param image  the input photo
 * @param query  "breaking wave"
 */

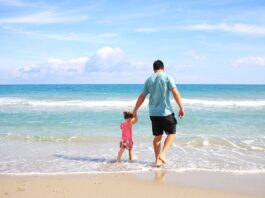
xmin=0 ymin=97 xmax=265 ymax=109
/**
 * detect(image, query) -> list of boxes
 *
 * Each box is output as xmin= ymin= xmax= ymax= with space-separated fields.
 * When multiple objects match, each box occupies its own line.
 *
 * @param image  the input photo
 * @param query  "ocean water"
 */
xmin=0 ymin=84 xmax=264 ymax=174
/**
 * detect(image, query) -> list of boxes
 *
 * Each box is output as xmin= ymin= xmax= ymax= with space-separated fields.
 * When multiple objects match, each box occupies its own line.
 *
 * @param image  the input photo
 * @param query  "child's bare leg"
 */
xmin=117 ymin=147 xmax=125 ymax=161
xmin=129 ymin=148 xmax=133 ymax=161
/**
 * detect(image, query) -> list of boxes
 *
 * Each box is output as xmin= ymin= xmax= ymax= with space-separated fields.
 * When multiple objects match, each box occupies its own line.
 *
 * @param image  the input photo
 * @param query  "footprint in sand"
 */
xmin=16 ymin=187 xmax=25 ymax=192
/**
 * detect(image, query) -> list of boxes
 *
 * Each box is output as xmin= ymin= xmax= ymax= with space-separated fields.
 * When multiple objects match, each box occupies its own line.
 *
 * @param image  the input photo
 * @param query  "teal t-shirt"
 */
xmin=142 ymin=72 xmax=176 ymax=116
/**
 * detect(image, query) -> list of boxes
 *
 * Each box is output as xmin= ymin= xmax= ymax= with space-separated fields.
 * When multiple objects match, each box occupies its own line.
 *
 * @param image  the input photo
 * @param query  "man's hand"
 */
xmin=133 ymin=109 xmax=137 ymax=117
xmin=178 ymin=108 xmax=185 ymax=118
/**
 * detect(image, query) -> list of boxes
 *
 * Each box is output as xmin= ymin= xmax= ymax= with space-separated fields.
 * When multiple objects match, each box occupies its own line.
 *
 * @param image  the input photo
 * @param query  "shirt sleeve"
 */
xmin=167 ymin=75 xmax=176 ymax=90
xmin=142 ymin=78 xmax=150 ymax=96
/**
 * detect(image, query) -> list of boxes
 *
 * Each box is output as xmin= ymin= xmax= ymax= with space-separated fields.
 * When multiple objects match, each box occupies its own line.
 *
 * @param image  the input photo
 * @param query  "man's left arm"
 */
xmin=171 ymin=87 xmax=185 ymax=118
xmin=133 ymin=94 xmax=146 ymax=116
xmin=168 ymin=76 xmax=184 ymax=118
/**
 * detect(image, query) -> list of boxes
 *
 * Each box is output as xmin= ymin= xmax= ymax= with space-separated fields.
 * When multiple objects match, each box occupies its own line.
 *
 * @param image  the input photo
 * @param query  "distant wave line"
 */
xmin=0 ymin=98 xmax=265 ymax=108
xmin=183 ymin=98 xmax=265 ymax=108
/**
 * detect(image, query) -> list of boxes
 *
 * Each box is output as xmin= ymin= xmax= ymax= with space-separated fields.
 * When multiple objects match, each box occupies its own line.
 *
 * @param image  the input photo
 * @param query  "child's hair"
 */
xmin=123 ymin=111 xmax=133 ymax=119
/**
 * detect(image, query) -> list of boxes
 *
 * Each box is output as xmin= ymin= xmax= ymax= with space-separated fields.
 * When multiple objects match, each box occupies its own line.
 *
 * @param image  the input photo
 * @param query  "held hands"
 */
xmin=130 ymin=110 xmax=138 ymax=125
xmin=132 ymin=109 xmax=137 ymax=117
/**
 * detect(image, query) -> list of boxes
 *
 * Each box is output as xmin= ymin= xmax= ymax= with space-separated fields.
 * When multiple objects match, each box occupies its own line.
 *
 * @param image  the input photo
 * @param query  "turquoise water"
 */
xmin=0 ymin=84 xmax=264 ymax=174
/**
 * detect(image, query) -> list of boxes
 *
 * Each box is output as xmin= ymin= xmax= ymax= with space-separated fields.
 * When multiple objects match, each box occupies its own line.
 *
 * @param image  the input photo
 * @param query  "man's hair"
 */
xmin=153 ymin=60 xmax=164 ymax=71
xmin=123 ymin=111 xmax=133 ymax=119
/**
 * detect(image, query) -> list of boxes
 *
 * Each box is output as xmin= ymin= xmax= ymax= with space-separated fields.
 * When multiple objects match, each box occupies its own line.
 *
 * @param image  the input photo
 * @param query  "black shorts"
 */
xmin=150 ymin=113 xmax=177 ymax=136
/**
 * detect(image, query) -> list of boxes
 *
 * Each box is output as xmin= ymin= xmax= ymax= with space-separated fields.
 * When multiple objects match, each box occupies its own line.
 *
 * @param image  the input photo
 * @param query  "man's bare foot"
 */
xmin=155 ymin=158 xmax=163 ymax=167
xmin=158 ymin=154 xmax=166 ymax=164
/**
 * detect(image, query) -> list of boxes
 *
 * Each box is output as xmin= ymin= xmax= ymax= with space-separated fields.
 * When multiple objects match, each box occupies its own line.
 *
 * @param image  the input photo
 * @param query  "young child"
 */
xmin=117 ymin=111 xmax=138 ymax=162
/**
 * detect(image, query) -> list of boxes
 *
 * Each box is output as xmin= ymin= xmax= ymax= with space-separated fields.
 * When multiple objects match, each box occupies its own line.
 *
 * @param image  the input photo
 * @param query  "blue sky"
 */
xmin=0 ymin=0 xmax=265 ymax=84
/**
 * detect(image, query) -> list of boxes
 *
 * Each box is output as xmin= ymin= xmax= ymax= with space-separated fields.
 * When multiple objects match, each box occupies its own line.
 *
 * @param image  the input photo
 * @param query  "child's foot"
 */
xmin=158 ymin=154 xmax=166 ymax=164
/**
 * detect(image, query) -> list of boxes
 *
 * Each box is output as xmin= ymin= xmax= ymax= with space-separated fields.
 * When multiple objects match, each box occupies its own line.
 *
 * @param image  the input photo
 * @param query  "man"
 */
xmin=133 ymin=60 xmax=185 ymax=166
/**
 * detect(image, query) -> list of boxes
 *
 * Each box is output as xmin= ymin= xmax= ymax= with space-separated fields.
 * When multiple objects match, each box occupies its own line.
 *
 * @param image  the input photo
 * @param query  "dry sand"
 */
xmin=0 ymin=171 xmax=264 ymax=198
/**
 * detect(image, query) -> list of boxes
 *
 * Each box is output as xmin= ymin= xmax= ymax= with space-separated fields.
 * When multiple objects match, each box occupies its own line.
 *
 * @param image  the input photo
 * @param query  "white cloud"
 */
xmin=0 ymin=0 xmax=43 ymax=7
xmin=85 ymin=47 xmax=150 ymax=73
xmin=182 ymin=23 xmax=265 ymax=36
xmin=134 ymin=27 xmax=160 ymax=33
xmin=184 ymin=50 xmax=207 ymax=60
xmin=0 ymin=10 xmax=87 ymax=24
xmin=2 ymin=26 xmax=119 ymax=43
xmin=18 ymin=57 xmax=89 ymax=77
xmin=17 ymin=47 xmax=142 ymax=77
xmin=0 ymin=0 xmax=26 ymax=6
xmin=85 ymin=47 xmax=128 ymax=72
xmin=38 ymin=32 xmax=119 ymax=43
xmin=13 ymin=46 xmax=154 ymax=84
xmin=47 ymin=57 xmax=88 ymax=66
xmin=234 ymin=56 xmax=265 ymax=67
xmin=47 ymin=57 xmax=88 ymax=72
xmin=135 ymin=23 xmax=265 ymax=36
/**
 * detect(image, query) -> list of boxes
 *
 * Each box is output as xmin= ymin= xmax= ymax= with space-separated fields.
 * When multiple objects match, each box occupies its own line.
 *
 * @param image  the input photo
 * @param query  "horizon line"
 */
xmin=0 ymin=83 xmax=264 ymax=86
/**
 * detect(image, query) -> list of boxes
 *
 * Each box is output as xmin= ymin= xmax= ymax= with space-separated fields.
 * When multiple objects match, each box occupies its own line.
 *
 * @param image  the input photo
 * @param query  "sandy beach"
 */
xmin=1 ymin=171 xmax=265 ymax=198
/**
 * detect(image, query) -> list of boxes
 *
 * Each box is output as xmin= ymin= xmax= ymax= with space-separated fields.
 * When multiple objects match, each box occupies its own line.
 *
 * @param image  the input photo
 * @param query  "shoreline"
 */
xmin=1 ymin=170 xmax=265 ymax=198
xmin=1 ymin=168 xmax=265 ymax=175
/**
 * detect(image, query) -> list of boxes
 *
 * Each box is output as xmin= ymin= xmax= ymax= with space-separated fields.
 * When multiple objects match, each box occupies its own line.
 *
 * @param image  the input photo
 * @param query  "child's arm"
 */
xmin=130 ymin=113 xmax=138 ymax=125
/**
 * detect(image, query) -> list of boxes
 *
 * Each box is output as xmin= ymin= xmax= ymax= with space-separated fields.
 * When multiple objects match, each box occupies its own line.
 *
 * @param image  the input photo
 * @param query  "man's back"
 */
xmin=143 ymin=72 xmax=176 ymax=116
xmin=133 ymin=59 xmax=184 ymax=166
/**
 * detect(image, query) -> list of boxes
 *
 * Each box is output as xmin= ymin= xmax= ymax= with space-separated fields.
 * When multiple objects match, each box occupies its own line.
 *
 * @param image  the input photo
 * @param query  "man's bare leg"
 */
xmin=117 ymin=147 xmax=125 ymax=162
xmin=129 ymin=148 xmax=133 ymax=161
xmin=153 ymin=135 xmax=162 ymax=166
xmin=159 ymin=134 xmax=175 ymax=163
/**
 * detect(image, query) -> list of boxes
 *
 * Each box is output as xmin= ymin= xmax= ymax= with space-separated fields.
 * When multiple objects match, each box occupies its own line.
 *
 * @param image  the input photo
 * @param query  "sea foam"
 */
xmin=0 ymin=97 xmax=264 ymax=109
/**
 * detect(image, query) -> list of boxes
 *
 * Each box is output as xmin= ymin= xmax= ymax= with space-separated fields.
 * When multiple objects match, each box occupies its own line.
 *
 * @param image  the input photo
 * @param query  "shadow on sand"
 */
xmin=53 ymin=153 xmax=151 ymax=166
xmin=53 ymin=154 xmax=112 ymax=163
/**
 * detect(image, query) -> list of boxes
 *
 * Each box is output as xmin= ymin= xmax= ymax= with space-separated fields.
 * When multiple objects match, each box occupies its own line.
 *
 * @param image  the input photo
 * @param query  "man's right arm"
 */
xmin=133 ymin=93 xmax=146 ymax=116
xmin=171 ymin=87 xmax=185 ymax=118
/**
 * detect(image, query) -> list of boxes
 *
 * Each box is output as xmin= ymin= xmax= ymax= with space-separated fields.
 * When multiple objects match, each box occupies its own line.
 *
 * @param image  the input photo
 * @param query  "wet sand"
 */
xmin=1 ymin=171 xmax=265 ymax=198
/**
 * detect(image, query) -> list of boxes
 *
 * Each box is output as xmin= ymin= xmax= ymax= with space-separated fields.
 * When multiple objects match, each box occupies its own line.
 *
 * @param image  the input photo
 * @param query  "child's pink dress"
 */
xmin=120 ymin=120 xmax=133 ymax=150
